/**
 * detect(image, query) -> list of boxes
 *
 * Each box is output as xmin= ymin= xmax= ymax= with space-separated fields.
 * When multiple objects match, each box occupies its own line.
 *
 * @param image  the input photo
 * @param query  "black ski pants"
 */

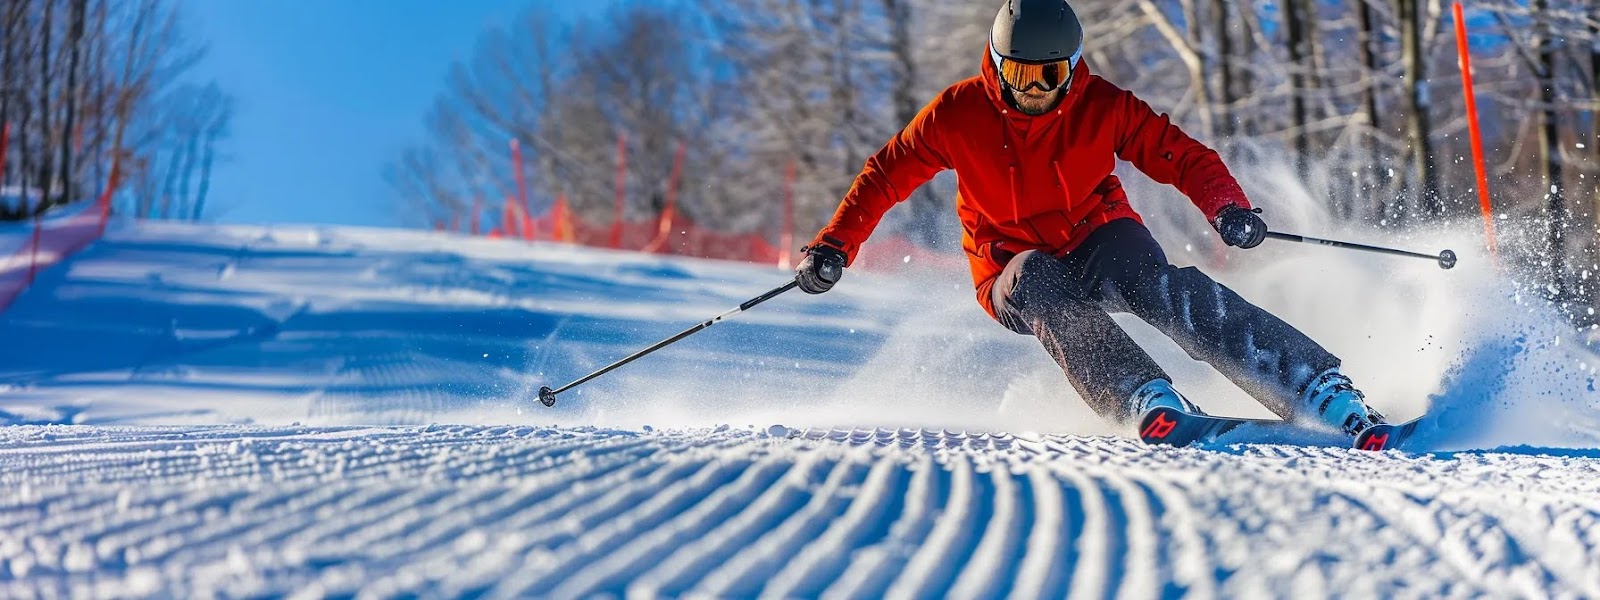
xmin=991 ymin=218 xmax=1339 ymax=423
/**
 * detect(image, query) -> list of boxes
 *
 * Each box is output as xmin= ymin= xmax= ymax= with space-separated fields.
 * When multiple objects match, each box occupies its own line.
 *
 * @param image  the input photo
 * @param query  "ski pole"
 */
xmin=1265 ymin=231 xmax=1457 ymax=270
xmin=538 ymin=279 xmax=800 ymax=407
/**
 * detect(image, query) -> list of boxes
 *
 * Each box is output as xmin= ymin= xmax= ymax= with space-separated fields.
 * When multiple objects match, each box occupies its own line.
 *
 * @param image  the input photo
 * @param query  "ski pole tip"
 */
xmin=1438 ymin=249 xmax=1457 ymax=270
xmin=538 ymin=386 xmax=557 ymax=407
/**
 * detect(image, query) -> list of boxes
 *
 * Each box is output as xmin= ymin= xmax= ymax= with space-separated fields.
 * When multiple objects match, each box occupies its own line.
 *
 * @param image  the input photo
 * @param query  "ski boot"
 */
xmin=1131 ymin=378 xmax=1201 ymax=416
xmin=1302 ymin=369 xmax=1386 ymax=436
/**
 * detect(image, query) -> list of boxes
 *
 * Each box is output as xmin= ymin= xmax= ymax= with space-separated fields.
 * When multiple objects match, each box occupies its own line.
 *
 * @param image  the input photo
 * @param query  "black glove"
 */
xmin=1213 ymin=205 xmax=1267 ymax=249
xmin=796 ymin=243 xmax=847 ymax=294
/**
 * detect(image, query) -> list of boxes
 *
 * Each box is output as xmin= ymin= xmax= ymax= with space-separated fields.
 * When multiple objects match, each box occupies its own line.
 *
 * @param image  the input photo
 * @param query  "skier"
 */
xmin=793 ymin=0 xmax=1387 ymax=436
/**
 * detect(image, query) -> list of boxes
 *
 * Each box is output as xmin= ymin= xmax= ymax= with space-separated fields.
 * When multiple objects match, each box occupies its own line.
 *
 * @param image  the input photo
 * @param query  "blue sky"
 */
xmin=186 ymin=0 xmax=607 ymax=227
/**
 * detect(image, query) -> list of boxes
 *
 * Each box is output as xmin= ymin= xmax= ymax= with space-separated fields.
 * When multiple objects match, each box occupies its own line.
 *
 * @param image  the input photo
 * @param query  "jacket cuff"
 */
xmin=1200 ymin=180 xmax=1251 ymax=221
xmin=808 ymin=233 xmax=859 ymax=267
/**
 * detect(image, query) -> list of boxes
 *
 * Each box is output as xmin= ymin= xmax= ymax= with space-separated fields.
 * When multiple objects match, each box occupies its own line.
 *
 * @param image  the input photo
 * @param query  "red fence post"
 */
xmin=503 ymin=197 xmax=521 ymax=238
xmin=779 ymin=159 xmax=796 ymax=269
xmin=611 ymin=133 xmax=627 ymax=249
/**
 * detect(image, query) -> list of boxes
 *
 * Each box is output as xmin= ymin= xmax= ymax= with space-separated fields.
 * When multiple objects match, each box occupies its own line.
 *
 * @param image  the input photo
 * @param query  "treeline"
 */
xmin=0 ymin=0 xmax=231 ymax=222
xmin=394 ymin=0 xmax=1600 ymax=310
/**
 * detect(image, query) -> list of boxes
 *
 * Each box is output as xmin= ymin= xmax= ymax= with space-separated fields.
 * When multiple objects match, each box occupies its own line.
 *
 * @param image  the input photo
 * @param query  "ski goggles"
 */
xmin=989 ymin=43 xmax=1082 ymax=93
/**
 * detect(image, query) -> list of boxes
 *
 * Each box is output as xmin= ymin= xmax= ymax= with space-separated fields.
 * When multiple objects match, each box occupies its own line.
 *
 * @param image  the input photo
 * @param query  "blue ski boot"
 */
xmin=1302 ymin=369 xmax=1386 ymax=436
xmin=1132 ymin=378 xmax=1201 ymax=416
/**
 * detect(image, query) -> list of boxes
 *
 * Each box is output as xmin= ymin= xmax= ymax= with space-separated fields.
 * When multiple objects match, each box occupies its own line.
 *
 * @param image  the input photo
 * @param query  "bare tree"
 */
xmin=1283 ymin=0 xmax=1311 ymax=177
xmin=108 ymin=0 xmax=227 ymax=220
xmin=1212 ymin=0 xmax=1236 ymax=144
xmin=0 ymin=0 xmax=223 ymax=221
xmin=0 ymin=0 xmax=28 ymax=204
xmin=34 ymin=0 xmax=55 ymax=210
xmin=56 ymin=0 xmax=85 ymax=208
xmin=1137 ymin=0 xmax=1213 ymax=138
xmin=1399 ymin=0 xmax=1441 ymax=219
xmin=1534 ymin=0 xmax=1567 ymax=294
xmin=1592 ymin=0 xmax=1600 ymax=231
xmin=1355 ymin=0 xmax=1385 ymax=219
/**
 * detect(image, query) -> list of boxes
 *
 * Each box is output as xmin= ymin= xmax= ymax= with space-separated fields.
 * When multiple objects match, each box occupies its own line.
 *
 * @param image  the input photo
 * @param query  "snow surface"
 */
xmin=7 ymin=425 xmax=1600 ymax=597
xmin=2 ymin=217 xmax=1600 ymax=596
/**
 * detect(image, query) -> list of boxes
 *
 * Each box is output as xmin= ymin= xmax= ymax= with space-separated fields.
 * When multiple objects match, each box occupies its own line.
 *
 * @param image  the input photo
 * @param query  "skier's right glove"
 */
xmin=1212 ymin=205 xmax=1267 ymax=249
xmin=796 ymin=243 xmax=847 ymax=294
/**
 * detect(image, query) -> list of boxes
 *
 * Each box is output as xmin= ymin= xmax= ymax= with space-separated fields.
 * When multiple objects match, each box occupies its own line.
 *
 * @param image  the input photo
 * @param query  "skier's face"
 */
xmin=1010 ymin=86 xmax=1062 ymax=115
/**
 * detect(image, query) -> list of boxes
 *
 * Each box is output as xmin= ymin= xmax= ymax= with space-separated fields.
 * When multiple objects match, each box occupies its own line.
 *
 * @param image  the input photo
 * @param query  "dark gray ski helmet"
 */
xmin=990 ymin=0 xmax=1084 ymax=63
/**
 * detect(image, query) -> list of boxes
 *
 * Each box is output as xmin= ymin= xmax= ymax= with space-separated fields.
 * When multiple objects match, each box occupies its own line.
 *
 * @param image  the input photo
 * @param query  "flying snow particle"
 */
xmin=903 ymin=255 xmax=911 ymax=264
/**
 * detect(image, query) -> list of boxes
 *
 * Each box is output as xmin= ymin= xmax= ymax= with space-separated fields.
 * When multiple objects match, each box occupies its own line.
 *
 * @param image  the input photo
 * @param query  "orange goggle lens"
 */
xmin=1000 ymin=58 xmax=1072 ymax=92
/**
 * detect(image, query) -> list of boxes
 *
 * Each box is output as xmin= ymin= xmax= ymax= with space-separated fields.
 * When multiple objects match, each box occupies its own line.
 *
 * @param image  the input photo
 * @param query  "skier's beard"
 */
xmin=1011 ymin=86 xmax=1064 ymax=115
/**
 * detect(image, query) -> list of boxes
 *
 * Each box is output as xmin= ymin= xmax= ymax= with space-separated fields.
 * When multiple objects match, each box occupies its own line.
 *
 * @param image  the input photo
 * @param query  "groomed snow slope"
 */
xmin=2 ymin=220 xmax=1600 ymax=597
xmin=6 ymin=426 xmax=1600 ymax=598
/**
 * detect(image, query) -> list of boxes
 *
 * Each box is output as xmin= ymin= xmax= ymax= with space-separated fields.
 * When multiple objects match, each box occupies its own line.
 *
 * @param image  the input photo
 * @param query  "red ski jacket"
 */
xmin=810 ymin=51 xmax=1251 ymax=320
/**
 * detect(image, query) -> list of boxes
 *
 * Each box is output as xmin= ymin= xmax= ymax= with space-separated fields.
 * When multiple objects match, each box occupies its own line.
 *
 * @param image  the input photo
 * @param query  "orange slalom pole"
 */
xmin=779 ymin=159 xmax=796 ymax=269
xmin=1453 ymin=1 xmax=1498 ymax=262
xmin=553 ymin=193 xmax=571 ymax=242
xmin=510 ymin=138 xmax=533 ymax=241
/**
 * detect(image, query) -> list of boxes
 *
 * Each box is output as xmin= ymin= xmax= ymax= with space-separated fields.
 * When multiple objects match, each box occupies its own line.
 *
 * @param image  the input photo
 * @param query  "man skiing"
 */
xmin=793 ymin=0 xmax=1387 ymax=437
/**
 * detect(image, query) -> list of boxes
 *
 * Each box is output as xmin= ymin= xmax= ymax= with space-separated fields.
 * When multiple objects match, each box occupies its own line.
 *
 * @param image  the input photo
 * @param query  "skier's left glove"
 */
xmin=796 ymin=243 xmax=847 ymax=294
xmin=1213 ymin=205 xmax=1267 ymax=249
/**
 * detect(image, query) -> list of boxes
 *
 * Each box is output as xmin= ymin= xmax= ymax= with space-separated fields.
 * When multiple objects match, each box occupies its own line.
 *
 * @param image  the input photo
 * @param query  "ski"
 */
xmin=1353 ymin=416 xmax=1423 ymax=452
xmin=1141 ymin=406 xmax=1426 ymax=451
xmin=1136 ymin=406 xmax=1291 ymax=448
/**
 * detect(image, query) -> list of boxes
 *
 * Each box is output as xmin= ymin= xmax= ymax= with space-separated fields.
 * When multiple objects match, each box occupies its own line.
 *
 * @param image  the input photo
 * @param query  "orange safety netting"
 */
xmin=484 ymin=195 xmax=788 ymax=265
xmin=423 ymin=136 xmax=965 ymax=274
xmin=458 ymin=194 xmax=966 ymax=274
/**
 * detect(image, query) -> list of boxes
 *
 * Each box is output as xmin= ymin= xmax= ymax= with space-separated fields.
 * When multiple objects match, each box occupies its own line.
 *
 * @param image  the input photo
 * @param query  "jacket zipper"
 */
xmin=1007 ymin=165 xmax=1021 ymax=223
xmin=1051 ymin=160 xmax=1072 ymax=217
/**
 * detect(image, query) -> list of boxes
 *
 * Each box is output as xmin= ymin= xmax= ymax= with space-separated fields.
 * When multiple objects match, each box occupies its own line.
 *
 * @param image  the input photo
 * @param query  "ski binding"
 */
xmin=1137 ymin=406 xmax=1290 ymax=448
xmin=1352 ymin=417 xmax=1423 ymax=451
